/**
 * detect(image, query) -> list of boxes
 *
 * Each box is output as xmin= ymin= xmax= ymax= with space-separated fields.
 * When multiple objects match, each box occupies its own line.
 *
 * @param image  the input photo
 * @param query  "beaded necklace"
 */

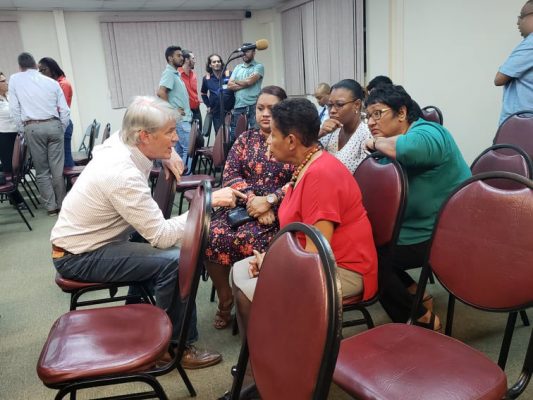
xmin=289 ymin=145 xmax=321 ymax=186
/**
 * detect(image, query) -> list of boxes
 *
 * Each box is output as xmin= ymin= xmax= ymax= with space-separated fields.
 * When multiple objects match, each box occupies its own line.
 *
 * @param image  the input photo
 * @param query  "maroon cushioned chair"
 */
xmin=229 ymin=222 xmax=342 ymax=400
xmin=234 ymin=113 xmax=248 ymax=140
xmin=196 ymin=120 xmax=230 ymax=185
xmin=493 ymin=110 xmax=533 ymax=160
xmin=334 ymin=172 xmax=533 ymax=400
xmin=342 ymin=153 xmax=407 ymax=329
xmin=73 ymin=119 xmax=100 ymax=166
xmin=441 ymin=144 xmax=533 ymax=368
xmin=55 ymin=173 xmax=178 ymax=310
xmin=0 ymin=134 xmax=35 ymax=230
xmin=38 ymin=181 xmax=212 ymax=400
xmin=421 ymin=105 xmax=443 ymax=125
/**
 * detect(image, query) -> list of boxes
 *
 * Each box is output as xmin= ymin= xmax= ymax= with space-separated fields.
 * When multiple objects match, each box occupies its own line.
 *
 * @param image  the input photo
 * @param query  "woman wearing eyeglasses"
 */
xmin=364 ymin=84 xmax=471 ymax=331
xmin=319 ymin=79 xmax=371 ymax=173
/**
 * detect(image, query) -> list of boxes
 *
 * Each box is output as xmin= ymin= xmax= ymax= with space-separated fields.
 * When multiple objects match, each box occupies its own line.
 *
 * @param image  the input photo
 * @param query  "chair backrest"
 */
xmin=421 ymin=105 xmax=443 ymax=125
xmin=353 ymin=154 xmax=407 ymax=248
xmin=152 ymin=173 xmax=177 ymax=219
xmin=234 ymin=113 xmax=248 ymax=140
xmin=178 ymin=180 xmax=211 ymax=301
xmin=176 ymin=181 xmax=211 ymax=353
xmin=470 ymin=144 xmax=533 ymax=190
xmin=87 ymin=120 xmax=100 ymax=161
xmin=101 ymin=123 xmax=111 ymax=143
xmin=212 ymin=125 xmax=228 ymax=168
xmin=493 ymin=110 xmax=533 ymax=160
xmin=187 ymin=119 xmax=203 ymax=158
xmin=247 ymin=222 xmax=342 ymax=400
xmin=428 ymin=172 xmax=533 ymax=311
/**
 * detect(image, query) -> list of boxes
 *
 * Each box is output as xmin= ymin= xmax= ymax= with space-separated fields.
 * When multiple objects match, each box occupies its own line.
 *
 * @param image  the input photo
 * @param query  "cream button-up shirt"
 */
xmin=51 ymin=132 xmax=187 ymax=254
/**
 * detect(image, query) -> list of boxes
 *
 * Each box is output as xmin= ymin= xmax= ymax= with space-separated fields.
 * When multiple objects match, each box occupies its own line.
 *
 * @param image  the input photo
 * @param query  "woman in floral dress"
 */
xmin=205 ymin=85 xmax=293 ymax=329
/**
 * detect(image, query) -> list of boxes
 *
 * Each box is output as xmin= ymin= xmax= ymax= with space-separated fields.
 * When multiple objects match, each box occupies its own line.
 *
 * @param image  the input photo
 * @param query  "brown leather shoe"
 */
xmin=181 ymin=345 xmax=222 ymax=369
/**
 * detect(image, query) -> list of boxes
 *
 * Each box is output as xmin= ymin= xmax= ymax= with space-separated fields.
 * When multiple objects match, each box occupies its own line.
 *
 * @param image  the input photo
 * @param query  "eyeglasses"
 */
xmin=363 ymin=108 xmax=391 ymax=123
xmin=518 ymin=11 xmax=533 ymax=19
xmin=326 ymin=99 xmax=358 ymax=111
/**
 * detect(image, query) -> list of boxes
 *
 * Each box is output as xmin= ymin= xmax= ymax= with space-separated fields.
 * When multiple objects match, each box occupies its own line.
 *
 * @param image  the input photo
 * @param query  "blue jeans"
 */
xmin=53 ymin=240 xmax=198 ymax=342
xmin=230 ymin=104 xmax=256 ymax=144
xmin=175 ymin=120 xmax=192 ymax=171
xmin=64 ymin=120 xmax=75 ymax=168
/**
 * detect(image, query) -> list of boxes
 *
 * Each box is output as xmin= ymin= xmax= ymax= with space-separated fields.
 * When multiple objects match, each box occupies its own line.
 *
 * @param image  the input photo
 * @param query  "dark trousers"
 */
xmin=378 ymin=240 xmax=430 ymax=323
xmin=64 ymin=120 xmax=74 ymax=168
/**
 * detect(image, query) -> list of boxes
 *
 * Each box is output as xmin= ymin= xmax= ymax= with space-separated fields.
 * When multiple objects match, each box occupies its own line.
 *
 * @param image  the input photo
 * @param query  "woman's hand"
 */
xmin=246 ymin=195 xmax=271 ymax=217
xmin=248 ymin=250 xmax=265 ymax=278
xmin=212 ymin=187 xmax=247 ymax=208
xmin=319 ymin=118 xmax=343 ymax=138
xmin=257 ymin=209 xmax=276 ymax=225
xmin=162 ymin=149 xmax=184 ymax=181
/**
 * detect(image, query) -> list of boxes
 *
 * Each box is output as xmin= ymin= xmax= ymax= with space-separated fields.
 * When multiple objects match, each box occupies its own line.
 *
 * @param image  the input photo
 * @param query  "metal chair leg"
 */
xmin=498 ymin=311 xmax=518 ymax=370
xmin=520 ymin=310 xmax=530 ymax=326
xmin=445 ymin=294 xmax=455 ymax=336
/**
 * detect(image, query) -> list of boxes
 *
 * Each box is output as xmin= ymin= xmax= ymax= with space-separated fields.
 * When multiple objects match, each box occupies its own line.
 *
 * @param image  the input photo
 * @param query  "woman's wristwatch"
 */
xmin=266 ymin=193 xmax=277 ymax=205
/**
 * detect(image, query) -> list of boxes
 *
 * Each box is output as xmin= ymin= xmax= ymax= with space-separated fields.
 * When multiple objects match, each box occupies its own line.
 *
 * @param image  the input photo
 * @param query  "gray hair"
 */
xmin=120 ymin=96 xmax=180 ymax=146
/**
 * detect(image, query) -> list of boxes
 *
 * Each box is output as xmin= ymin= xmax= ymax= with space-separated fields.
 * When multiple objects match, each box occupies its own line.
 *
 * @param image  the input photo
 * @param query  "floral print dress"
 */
xmin=205 ymin=129 xmax=293 ymax=266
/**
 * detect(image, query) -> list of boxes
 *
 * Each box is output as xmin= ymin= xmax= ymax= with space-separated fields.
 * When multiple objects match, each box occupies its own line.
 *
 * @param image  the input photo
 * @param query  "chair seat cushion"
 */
xmin=63 ymin=166 xmax=85 ymax=177
xmin=55 ymin=273 xmax=102 ymax=292
xmin=177 ymin=175 xmax=215 ymax=190
xmin=0 ymin=181 xmax=15 ymax=192
xmin=342 ymin=294 xmax=363 ymax=306
xmin=37 ymin=304 xmax=172 ymax=385
xmin=334 ymin=323 xmax=507 ymax=400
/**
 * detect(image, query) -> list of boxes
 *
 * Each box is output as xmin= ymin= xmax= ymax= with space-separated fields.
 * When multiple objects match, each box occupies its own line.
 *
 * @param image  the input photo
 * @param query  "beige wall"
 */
xmin=366 ymin=0 xmax=526 ymax=163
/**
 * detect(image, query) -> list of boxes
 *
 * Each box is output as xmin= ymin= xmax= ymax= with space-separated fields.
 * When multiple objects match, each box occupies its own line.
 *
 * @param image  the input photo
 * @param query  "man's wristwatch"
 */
xmin=266 ymin=193 xmax=277 ymax=205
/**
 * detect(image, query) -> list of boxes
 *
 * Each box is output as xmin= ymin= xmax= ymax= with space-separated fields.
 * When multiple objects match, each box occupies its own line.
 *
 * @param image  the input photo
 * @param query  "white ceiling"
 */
xmin=0 ymin=0 xmax=289 ymax=11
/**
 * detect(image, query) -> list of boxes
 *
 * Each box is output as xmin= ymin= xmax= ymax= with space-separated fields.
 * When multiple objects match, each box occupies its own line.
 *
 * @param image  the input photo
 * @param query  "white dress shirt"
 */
xmin=0 ymin=95 xmax=17 ymax=132
xmin=51 ymin=132 xmax=188 ymax=254
xmin=8 ymin=69 xmax=70 ymax=131
xmin=319 ymin=122 xmax=372 ymax=173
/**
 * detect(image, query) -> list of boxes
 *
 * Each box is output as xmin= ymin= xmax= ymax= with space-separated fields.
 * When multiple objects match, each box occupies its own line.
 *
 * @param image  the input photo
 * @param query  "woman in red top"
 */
xmin=38 ymin=57 xmax=74 ymax=167
xmin=232 ymin=97 xmax=378 ymax=330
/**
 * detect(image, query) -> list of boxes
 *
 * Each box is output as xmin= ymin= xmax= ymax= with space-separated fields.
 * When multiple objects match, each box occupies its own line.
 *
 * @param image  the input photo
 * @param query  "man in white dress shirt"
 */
xmin=51 ymin=96 xmax=244 ymax=369
xmin=9 ymin=52 xmax=70 ymax=215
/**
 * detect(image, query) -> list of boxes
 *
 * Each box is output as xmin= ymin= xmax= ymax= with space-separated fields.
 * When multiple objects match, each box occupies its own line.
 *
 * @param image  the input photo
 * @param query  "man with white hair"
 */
xmin=50 ymin=96 xmax=244 ymax=369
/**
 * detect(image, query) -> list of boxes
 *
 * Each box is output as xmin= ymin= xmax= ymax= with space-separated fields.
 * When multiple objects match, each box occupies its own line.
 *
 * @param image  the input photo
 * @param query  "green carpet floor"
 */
xmin=0 ymin=196 xmax=531 ymax=399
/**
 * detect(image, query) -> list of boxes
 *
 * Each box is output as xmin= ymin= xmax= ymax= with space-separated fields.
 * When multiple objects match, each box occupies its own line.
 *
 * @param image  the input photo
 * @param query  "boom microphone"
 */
xmin=237 ymin=39 xmax=269 ymax=52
